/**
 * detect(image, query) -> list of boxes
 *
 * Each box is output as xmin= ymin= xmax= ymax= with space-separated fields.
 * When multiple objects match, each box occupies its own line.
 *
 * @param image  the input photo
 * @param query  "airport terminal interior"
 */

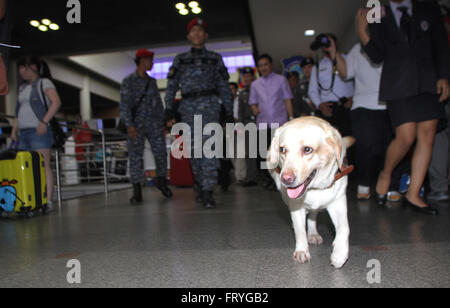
xmin=0 ymin=0 xmax=449 ymax=288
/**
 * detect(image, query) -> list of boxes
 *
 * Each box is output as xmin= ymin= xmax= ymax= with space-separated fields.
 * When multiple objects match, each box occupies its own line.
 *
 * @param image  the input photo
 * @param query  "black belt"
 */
xmin=182 ymin=89 xmax=219 ymax=99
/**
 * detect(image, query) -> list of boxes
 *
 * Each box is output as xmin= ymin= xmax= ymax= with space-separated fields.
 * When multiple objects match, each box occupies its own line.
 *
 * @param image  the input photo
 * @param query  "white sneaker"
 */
xmin=357 ymin=186 xmax=371 ymax=200
xmin=45 ymin=202 xmax=55 ymax=214
xmin=387 ymin=191 xmax=403 ymax=202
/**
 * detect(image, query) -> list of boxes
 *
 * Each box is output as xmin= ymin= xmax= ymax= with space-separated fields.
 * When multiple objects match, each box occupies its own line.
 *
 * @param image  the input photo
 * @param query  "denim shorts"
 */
xmin=19 ymin=127 xmax=54 ymax=151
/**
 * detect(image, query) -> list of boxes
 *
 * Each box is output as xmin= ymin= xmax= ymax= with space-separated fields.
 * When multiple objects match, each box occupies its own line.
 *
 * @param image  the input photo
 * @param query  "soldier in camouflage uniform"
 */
xmin=286 ymin=58 xmax=316 ymax=118
xmin=120 ymin=49 xmax=172 ymax=204
xmin=165 ymin=18 xmax=233 ymax=209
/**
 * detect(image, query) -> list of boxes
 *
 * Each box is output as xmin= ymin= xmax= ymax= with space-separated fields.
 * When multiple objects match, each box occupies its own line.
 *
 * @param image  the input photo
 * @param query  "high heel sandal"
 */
xmin=376 ymin=194 xmax=387 ymax=207
xmin=403 ymin=197 xmax=439 ymax=216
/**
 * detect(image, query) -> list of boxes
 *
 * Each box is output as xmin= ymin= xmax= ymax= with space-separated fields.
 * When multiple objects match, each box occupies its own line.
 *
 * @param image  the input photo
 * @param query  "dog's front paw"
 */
xmin=293 ymin=251 xmax=311 ymax=264
xmin=330 ymin=251 xmax=348 ymax=269
xmin=308 ymin=234 xmax=323 ymax=246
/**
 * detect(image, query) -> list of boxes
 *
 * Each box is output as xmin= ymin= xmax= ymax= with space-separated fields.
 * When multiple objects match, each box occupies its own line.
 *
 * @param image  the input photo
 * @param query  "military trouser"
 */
xmin=180 ymin=105 xmax=221 ymax=192
xmin=127 ymin=127 xmax=167 ymax=184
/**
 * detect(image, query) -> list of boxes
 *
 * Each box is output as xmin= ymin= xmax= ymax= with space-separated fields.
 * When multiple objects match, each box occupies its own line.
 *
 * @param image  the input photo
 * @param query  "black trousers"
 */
xmin=350 ymin=108 xmax=405 ymax=190
xmin=245 ymin=129 xmax=259 ymax=183
xmin=316 ymin=102 xmax=352 ymax=137
xmin=257 ymin=128 xmax=277 ymax=183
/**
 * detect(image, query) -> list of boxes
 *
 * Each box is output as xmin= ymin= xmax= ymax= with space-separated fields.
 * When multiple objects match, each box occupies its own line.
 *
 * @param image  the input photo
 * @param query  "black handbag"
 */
xmin=40 ymin=81 xmax=66 ymax=150
xmin=117 ymin=79 xmax=150 ymax=134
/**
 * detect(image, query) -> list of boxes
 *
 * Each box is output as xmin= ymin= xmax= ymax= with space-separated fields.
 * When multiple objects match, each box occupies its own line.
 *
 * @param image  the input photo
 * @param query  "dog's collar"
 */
xmin=332 ymin=165 xmax=354 ymax=186
xmin=275 ymin=165 xmax=354 ymax=188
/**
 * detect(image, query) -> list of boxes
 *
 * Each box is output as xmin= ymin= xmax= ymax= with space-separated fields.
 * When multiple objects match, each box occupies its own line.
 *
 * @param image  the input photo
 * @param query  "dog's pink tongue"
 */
xmin=287 ymin=184 xmax=306 ymax=199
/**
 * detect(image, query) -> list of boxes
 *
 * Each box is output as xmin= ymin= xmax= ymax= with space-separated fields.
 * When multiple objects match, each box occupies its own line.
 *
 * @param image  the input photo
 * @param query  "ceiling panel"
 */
xmin=248 ymin=0 xmax=367 ymax=72
xmin=10 ymin=0 xmax=252 ymax=58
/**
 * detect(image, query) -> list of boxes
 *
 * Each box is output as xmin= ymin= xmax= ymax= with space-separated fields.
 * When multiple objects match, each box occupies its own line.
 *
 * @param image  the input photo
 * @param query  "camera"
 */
xmin=338 ymin=97 xmax=349 ymax=106
xmin=310 ymin=33 xmax=331 ymax=51
xmin=310 ymin=33 xmax=338 ymax=51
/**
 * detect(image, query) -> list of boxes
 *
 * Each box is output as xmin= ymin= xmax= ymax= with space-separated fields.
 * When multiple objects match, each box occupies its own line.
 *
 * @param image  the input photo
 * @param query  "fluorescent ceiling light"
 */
xmin=41 ymin=19 xmax=51 ymax=26
xmin=305 ymin=30 xmax=315 ymax=36
xmin=38 ymin=25 xmax=49 ymax=32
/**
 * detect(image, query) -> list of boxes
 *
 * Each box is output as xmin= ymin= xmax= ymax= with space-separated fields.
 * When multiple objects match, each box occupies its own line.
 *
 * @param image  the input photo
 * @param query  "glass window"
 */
xmin=148 ymin=52 xmax=254 ymax=79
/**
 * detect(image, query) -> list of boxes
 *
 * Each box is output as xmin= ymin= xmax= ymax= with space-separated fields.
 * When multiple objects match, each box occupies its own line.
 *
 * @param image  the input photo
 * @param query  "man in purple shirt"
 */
xmin=249 ymin=54 xmax=294 ymax=190
xmin=250 ymin=54 xmax=294 ymax=127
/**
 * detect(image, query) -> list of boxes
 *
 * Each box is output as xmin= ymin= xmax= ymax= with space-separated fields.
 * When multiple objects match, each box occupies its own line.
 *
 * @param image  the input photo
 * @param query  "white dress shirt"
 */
xmin=309 ymin=56 xmax=355 ymax=107
xmin=345 ymin=43 xmax=386 ymax=111
xmin=390 ymin=0 xmax=413 ymax=27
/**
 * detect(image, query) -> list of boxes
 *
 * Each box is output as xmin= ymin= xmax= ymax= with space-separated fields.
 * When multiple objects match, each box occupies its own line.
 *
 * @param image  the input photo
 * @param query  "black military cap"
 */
xmin=241 ymin=67 xmax=255 ymax=75
xmin=301 ymin=57 xmax=315 ymax=67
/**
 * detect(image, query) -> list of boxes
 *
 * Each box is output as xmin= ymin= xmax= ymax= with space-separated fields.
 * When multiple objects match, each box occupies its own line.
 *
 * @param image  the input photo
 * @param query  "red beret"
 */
xmin=187 ymin=18 xmax=207 ymax=33
xmin=135 ymin=49 xmax=154 ymax=59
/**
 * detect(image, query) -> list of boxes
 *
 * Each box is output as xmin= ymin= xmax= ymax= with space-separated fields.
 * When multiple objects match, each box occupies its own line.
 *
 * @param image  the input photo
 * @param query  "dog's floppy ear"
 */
xmin=323 ymin=124 xmax=343 ymax=168
xmin=267 ymin=127 xmax=281 ymax=171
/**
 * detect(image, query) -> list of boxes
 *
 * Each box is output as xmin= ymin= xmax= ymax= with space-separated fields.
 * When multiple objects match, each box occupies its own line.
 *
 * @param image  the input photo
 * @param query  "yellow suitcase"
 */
xmin=0 ymin=151 xmax=48 ymax=217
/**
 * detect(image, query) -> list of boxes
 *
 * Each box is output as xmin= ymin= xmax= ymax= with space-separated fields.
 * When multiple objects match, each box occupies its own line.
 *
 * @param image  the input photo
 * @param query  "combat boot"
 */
xmin=193 ymin=182 xmax=203 ymax=203
xmin=155 ymin=177 xmax=173 ymax=198
xmin=202 ymin=191 xmax=216 ymax=209
xmin=130 ymin=183 xmax=143 ymax=204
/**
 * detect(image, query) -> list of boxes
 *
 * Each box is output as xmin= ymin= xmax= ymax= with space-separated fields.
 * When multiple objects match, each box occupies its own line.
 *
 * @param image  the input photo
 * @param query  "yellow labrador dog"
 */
xmin=267 ymin=117 xmax=354 ymax=269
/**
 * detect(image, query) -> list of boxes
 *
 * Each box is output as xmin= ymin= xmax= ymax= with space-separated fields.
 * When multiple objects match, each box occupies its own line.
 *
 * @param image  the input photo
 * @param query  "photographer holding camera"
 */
xmin=308 ymin=33 xmax=354 ymax=136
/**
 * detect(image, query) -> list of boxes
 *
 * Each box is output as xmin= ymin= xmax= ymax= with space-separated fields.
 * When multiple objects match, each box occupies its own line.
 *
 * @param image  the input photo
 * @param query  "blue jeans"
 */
xmin=19 ymin=127 xmax=54 ymax=151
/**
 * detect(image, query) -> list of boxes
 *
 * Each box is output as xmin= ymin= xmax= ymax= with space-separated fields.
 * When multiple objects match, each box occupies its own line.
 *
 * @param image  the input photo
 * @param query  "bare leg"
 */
xmin=376 ymin=122 xmax=417 ymax=195
xmin=406 ymin=120 xmax=438 ymax=208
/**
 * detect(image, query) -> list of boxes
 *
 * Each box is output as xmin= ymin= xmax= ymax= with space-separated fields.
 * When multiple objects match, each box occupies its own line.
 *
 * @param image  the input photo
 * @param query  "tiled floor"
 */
xmin=0 ymin=184 xmax=449 ymax=288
